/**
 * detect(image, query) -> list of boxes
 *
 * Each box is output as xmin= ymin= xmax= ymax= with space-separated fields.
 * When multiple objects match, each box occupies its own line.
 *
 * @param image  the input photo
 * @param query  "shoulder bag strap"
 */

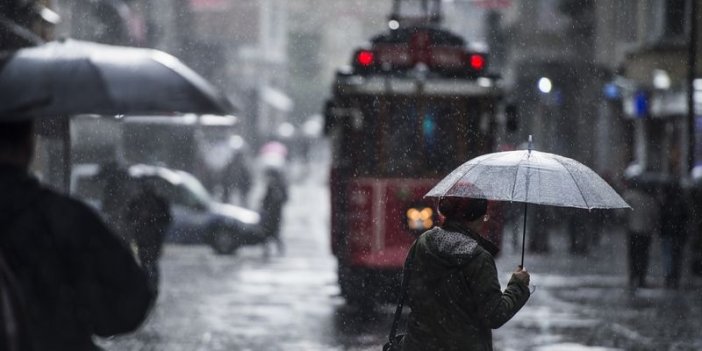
xmin=387 ymin=242 xmax=417 ymax=346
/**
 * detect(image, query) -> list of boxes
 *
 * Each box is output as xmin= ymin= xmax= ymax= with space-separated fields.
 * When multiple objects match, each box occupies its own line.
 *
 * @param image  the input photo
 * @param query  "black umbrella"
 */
xmin=0 ymin=38 xmax=235 ymax=119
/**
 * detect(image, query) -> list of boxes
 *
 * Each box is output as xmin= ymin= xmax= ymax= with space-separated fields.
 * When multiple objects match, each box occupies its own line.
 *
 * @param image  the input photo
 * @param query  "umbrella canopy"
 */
xmin=0 ymin=39 xmax=235 ymax=119
xmin=425 ymin=149 xmax=630 ymax=210
xmin=425 ymin=146 xmax=629 ymax=267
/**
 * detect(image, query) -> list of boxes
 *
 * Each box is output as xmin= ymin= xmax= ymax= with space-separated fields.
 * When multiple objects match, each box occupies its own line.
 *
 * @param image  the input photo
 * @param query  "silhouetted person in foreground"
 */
xmin=401 ymin=196 xmax=530 ymax=351
xmin=260 ymin=168 xmax=288 ymax=257
xmin=0 ymin=250 xmax=32 ymax=351
xmin=126 ymin=182 xmax=172 ymax=293
xmin=0 ymin=120 xmax=154 ymax=351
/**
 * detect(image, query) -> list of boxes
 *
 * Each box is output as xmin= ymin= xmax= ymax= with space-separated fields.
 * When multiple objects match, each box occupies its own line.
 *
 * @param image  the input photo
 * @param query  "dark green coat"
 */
xmin=401 ymin=222 xmax=530 ymax=351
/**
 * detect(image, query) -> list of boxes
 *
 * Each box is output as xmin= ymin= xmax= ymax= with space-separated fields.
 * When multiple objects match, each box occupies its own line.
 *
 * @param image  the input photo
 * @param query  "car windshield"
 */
xmin=176 ymin=172 xmax=213 ymax=207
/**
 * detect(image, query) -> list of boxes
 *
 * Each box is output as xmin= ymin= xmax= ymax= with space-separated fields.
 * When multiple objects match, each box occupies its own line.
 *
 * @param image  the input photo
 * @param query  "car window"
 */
xmin=175 ymin=185 xmax=207 ymax=209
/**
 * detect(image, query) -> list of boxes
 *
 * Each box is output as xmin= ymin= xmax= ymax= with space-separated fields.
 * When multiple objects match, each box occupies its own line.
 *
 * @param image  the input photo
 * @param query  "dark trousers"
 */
xmin=661 ymin=234 xmax=687 ymax=289
xmin=628 ymin=231 xmax=651 ymax=288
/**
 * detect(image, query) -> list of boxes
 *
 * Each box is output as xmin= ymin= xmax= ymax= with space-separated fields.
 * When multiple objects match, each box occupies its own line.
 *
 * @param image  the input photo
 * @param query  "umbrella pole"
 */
xmin=62 ymin=119 xmax=71 ymax=193
xmin=521 ymin=134 xmax=532 ymax=268
xmin=520 ymin=202 xmax=528 ymax=268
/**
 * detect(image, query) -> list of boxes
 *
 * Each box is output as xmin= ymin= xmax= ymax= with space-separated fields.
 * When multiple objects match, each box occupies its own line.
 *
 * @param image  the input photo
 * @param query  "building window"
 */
xmin=644 ymin=0 xmax=687 ymax=45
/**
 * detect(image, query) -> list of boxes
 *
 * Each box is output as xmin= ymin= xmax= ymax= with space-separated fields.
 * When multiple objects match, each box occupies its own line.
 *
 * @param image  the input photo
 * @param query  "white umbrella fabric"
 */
xmin=425 ymin=136 xmax=630 ymax=266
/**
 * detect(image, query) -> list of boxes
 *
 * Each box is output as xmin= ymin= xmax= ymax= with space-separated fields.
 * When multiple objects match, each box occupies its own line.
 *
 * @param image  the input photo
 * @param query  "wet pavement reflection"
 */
xmin=99 ymin=160 xmax=702 ymax=351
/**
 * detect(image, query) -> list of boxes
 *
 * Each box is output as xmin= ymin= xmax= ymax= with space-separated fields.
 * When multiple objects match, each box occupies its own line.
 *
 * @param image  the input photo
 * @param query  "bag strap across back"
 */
xmin=387 ymin=242 xmax=417 ymax=347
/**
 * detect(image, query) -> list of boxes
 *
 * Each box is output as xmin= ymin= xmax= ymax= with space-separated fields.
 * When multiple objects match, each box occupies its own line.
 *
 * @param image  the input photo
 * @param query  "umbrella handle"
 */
xmin=520 ymin=202 xmax=528 ymax=268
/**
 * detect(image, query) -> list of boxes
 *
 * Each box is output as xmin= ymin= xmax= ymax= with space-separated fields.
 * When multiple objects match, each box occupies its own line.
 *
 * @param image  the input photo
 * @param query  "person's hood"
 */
xmin=422 ymin=220 xmax=498 ymax=267
xmin=0 ymin=165 xmax=42 ymax=225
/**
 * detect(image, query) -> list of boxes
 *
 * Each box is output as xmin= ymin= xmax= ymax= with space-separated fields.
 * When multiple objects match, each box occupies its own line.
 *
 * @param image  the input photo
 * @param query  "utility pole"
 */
xmin=688 ymin=0 xmax=698 ymax=174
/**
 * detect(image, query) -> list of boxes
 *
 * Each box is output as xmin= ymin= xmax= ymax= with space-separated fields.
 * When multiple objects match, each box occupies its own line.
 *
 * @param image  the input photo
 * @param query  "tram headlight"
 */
xmin=406 ymin=207 xmax=434 ymax=231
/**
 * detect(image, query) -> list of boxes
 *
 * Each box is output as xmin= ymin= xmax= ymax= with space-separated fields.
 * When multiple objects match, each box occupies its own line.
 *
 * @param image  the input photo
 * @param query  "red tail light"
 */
xmin=356 ymin=50 xmax=375 ymax=67
xmin=469 ymin=54 xmax=485 ymax=71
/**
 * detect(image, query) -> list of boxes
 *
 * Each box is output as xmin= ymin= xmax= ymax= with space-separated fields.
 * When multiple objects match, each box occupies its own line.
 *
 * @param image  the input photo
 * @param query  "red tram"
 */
xmin=324 ymin=0 xmax=508 ymax=304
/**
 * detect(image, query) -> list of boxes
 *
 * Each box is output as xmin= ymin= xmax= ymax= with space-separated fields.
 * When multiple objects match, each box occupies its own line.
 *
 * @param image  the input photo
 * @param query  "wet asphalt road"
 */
xmin=98 ymin=159 xmax=702 ymax=351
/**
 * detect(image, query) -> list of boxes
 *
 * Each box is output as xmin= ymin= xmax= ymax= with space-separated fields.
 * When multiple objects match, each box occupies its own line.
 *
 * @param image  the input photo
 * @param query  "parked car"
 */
xmin=71 ymin=163 xmax=264 ymax=254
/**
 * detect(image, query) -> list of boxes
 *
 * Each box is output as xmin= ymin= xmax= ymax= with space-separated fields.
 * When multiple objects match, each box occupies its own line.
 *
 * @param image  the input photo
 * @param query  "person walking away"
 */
xmin=691 ymin=185 xmax=702 ymax=277
xmin=126 ymin=182 xmax=172 ymax=294
xmin=222 ymin=151 xmax=252 ymax=206
xmin=98 ymin=160 xmax=131 ymax=240
xmin=260 ymin=167 xmax=288 ymax=257
xmin=0 ymin=120 xmax=154 ymax=351
xmin=659 ymin=182 xmax=689 ymax=289
xmin=401 ymin=196 xmax=530 ymax=351
xmin=622 ymin=179 xmax=660 ymax=290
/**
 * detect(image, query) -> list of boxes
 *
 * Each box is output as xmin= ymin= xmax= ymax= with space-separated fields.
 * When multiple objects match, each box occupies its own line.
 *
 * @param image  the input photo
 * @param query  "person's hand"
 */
xmin=512 ymin=266 xmax=530 ymax=287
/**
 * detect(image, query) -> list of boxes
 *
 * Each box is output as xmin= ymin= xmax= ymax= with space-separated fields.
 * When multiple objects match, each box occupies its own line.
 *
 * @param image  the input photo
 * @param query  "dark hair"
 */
xmin=0 ymin=120 xmax=33 ymax=149
xmin=438 ymin=196 xmax=488 ymax=222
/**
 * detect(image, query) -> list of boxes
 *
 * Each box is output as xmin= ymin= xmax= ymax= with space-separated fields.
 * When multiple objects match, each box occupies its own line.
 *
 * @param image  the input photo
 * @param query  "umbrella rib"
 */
xmin=510 ymin=153 xmax=527 ymax=201
xmin=445 ymin=153 xmax=500 ymax=197
xmin=553 ymin=157 xmax=590 ymax=209
xmin=83 ymin=56 xmax=114 ymax=110
xmin=153 ymin=52 xmax=232 ymax=114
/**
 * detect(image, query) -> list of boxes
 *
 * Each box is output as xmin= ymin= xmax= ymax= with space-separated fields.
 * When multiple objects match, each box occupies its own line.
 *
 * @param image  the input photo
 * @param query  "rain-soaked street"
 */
xmin=96 ymin=156 xmax=702 ymax=351
xmin=6 ymin=2 xmax=702 ymax=351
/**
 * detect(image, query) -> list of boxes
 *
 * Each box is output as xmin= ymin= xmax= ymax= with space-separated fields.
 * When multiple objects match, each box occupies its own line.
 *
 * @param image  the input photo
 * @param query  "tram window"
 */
xmin=381 ymin=100 xmax=422 ymax=176
xmin=340 ymin=100 xmax=378 ymax=176
xmin=379 ymin=100 xmax=461 ymax=176
xmin=338 ymin=97 xmax=490 ymax=178
xmin=423 ymin=105 xmax=459 ymax=174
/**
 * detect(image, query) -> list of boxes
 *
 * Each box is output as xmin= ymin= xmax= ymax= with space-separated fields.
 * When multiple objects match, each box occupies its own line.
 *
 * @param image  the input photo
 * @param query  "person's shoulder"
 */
xmin=470 ymin=245 xmax=494 ymax=263
xmin=421 ymin=226 xmax=483 ymax=265
xmin=39 ymin=187 xmax=105 ymax=221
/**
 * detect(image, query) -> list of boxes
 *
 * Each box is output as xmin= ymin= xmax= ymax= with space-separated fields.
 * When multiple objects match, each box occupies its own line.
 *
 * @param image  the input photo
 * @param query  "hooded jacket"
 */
xmin=402 ymin=221 xmax=529 ymax=351
xmin=0 ymin=165 xmax=154 ymax=350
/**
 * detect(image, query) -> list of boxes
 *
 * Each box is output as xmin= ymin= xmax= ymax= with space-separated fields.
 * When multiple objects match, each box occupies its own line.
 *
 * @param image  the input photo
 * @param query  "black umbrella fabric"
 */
xmin=0 ymin=39 xmax=235 ymax=119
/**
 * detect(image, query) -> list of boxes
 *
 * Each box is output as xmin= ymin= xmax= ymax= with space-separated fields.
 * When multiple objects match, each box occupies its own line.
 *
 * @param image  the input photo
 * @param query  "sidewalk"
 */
xmin=493 ymin=223 xmax=702 ymax=351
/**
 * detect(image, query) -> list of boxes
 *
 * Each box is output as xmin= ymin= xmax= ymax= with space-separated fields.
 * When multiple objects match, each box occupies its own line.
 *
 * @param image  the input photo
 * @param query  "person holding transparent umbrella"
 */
xmin=387 ymin=136 xmax=630 ymax=351
xmin=398 ymin=194 xmax=530 ymax=351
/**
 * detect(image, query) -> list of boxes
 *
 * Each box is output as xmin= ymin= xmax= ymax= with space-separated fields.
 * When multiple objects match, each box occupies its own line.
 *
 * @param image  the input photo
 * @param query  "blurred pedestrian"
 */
xmin=658 ymin=182 xmax=689 ymax=289
xmin=260 ymin=167 xmax=288 ymax=257
xmin=126 ymin=182 xmax=172 ymax=294
xmin=0 ymin=120 xmax=153 ymax=351
xmin=98 ymin=160 xmax=131 ymax=239
xmin=565 ymin=207 xmax=590 ymax=255
xmin=622 ymin=179 xmax=660 ymax=290
xmin=527 ymin=205 xmax=551 ymax=253
xmin=691 ymin=185 xmax=702 ymax=277
xmin=399 ymin=196 xmax=530 ymax=351
xmin=222 ymin=151 xmax=252 ymax=206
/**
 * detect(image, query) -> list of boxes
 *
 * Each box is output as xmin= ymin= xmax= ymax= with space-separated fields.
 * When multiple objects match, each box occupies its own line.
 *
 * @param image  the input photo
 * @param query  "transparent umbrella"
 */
xmin=425 ymin=136 xmax=631 ymax=266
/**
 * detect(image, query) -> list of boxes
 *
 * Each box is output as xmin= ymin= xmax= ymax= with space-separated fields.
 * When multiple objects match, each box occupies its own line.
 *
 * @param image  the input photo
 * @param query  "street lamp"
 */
xmin=538 ymin=77 xmax=552 ymax=94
